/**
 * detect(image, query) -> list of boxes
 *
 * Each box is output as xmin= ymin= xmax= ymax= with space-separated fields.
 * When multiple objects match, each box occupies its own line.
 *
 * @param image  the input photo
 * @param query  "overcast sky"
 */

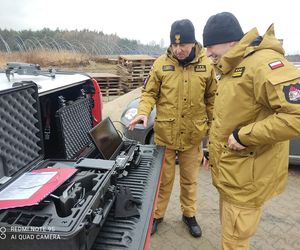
xmin=0 ymin=0 xmax=299 ymax=54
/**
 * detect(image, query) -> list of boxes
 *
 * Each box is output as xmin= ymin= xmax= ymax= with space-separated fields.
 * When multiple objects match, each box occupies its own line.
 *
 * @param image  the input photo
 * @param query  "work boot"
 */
xmin=151 ymin=218 xmax=163 ymax=235
xmin=182 ymin=215 xmax=202 ymax=238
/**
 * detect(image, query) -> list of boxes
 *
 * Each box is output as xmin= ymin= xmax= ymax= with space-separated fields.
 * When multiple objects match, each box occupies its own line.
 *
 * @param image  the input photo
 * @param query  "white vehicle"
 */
xmin=0 ymin=62 xmax=102 ymax=158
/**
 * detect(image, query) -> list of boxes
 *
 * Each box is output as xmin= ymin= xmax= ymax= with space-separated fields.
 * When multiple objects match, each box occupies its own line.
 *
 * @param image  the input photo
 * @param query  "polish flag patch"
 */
xmin=268 ymin=60 xmax=284 ymax=70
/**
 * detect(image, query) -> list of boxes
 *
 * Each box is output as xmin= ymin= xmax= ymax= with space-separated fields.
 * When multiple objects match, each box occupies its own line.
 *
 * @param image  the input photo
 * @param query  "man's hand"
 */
xmin=128 ymin=115 xmax=148 ymax=130
xmin=227 ymin=134 xmax=246 ymax=151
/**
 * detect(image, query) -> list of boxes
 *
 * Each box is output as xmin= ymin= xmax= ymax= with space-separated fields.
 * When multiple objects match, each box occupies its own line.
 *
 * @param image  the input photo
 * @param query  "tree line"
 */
xmin=0 ymin=28 xmax=165 ymax=56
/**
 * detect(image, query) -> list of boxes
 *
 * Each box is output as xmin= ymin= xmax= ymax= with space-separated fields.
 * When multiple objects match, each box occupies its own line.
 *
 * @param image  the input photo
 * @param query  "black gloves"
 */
xmin=114 ymin=185 xmax=142 ymax=218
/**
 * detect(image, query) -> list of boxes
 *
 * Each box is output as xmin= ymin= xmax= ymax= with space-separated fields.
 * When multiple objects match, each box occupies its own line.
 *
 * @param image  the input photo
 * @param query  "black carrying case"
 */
xmin=0 ymin=83 xmax=117 ymax=250
xmin=55 ymin=97 xmax=96 ymax=159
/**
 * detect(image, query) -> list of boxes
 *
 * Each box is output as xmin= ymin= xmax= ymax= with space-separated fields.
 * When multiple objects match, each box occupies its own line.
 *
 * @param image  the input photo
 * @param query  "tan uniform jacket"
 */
xmin=209 ymin=24 xmax=300 ymax=208
xmin=138 ymin=43 xmax=217 ymax=150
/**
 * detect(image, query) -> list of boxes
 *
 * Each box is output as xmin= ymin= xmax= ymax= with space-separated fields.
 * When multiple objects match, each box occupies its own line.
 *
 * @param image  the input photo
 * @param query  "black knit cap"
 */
xmin=170 ymin=19 xmax=196 ymax=44
xmin=203 ymin=12 xmax=244 ymax=47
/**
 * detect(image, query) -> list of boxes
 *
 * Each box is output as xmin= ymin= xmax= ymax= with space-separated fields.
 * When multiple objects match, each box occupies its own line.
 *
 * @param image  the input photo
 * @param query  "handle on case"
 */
xmin=92 ymin=208 xmax=103 ymax=225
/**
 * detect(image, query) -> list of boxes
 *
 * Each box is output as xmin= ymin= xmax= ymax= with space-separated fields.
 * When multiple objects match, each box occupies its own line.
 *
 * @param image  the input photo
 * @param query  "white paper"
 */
xmin=0 ymin=172 xmax=57 ymax=200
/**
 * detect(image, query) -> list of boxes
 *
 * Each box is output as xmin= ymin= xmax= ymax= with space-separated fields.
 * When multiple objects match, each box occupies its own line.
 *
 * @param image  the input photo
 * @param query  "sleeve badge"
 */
xmin=269 ymin=60 xmax=284 ymax=70
xmin=283 ymin=83 xmax=300 ymax=103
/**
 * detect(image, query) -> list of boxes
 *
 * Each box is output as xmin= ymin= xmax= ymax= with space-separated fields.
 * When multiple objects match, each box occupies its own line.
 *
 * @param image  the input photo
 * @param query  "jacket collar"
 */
xmin=217 ymin=28 xmax=258 ymax=74
xmin=217 ymin=24 xmax=285 ymax=74
xmin=252 ymin=24 xmax=284 ymax=55
xmin=167 ymin=43 xmax=204 ymax=65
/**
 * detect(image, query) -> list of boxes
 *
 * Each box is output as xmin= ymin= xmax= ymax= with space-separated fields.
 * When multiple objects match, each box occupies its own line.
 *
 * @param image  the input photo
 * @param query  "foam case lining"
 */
xmin=0 ymin=83 xmax=42 ymax=178
xmin=55 ymin=98 xmax=94 ymax=159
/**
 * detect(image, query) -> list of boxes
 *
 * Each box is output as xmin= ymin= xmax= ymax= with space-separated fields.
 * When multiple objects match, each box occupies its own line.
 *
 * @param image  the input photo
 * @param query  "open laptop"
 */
xmin=88 ymin=117 xmax=124 ymax=160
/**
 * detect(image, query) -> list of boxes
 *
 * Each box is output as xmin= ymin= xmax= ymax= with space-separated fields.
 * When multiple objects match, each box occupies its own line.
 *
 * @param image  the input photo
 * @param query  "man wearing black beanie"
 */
xmin=202 ymin=12 xmax=300 ymax=249
xmin=129 ymin=19 xmax=217 ymax=238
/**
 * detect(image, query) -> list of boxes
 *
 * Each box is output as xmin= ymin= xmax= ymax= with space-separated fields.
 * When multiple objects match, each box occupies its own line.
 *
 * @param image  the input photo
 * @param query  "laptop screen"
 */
xmin=89 ymin=117 xmax=123 ymax=159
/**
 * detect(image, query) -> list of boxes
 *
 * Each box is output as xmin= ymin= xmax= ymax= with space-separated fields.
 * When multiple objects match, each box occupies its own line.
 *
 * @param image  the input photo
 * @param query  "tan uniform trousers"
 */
xmin=220 ymin=199 xmax=262 ymax=250
xmin=154 ymin=144 xmax=201 ymax=218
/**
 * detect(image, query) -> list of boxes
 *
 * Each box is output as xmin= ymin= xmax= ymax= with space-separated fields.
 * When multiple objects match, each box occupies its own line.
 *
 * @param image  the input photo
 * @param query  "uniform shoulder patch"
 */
xmin=283 ymin=83 xmax=300 ymax=103
xmin=269 ymin=60 xmax=284 ymax=70
xmin=162 ymin=65 xmax=175 ymax=71
xmin=194 ymin=65 xmax=206 ymax=72
xmin=232 ymin=67 xmax=245 ymax=78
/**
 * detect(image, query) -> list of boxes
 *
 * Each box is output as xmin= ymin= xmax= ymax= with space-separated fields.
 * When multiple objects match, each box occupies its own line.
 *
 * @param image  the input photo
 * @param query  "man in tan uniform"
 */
xmin=202 ymin=12 xmax=300 ymax=249
xmin=129 ymin=19 xmax=217 ymax=237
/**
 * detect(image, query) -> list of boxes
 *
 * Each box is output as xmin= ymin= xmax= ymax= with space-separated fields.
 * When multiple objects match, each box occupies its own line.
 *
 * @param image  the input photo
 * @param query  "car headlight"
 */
xmin=124 ymin=108 xmax=138 ymax=120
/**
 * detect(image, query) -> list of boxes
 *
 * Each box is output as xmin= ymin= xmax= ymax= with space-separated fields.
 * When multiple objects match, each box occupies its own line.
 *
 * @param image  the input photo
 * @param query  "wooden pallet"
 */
xmin=86 ymin=72 xmax=126 ymax=96
xmin=88 ymin=72 xmax=120 ymax=80
xmin=130 ymin=73 xmax=149 ymax=78
xmin=99 ymin=83 xmax=120 ymax=89
xmin=121 ymin=76 xmax=145 ymax=82
xmin=122 ymin=85 xmax=143 ymax=93
xmin=118 ymin=55 xmax=156 ymax=67
xmin=126 ymin=68 xmax=151 ymax=74
xmin=118 ymin=66 xmax=149 ymax=79
xmin=124 ymin=65 xmax=153 ymax=70
xmin=87 ymin=72 xmax=120 ymax=79
xmin=97 ymin=77 xmax=120 ymax=83
xmin=121 ymin=80 xmax=144 ymax=92
xmin=117 ymin=65 xmax=152 ymax=72
xmin=87 ymin=72 xmax=122 ymax=90
xmin=101 ymin=88 xmax=125 ymax=97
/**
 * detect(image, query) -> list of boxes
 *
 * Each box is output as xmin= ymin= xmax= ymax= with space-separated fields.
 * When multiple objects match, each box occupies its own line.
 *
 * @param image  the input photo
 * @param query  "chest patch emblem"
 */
xmin=232 ymin=67 xmax=245 ymax=78
xmin=162 ymin=65 xmax=175 ymax=71
xmin=194 ymin=65 xmax=206 ymax=72
xmin=269 ymin=60 xmax=284 ymax=70
xmin=283 ymin=83 xmax=300 ymax=103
